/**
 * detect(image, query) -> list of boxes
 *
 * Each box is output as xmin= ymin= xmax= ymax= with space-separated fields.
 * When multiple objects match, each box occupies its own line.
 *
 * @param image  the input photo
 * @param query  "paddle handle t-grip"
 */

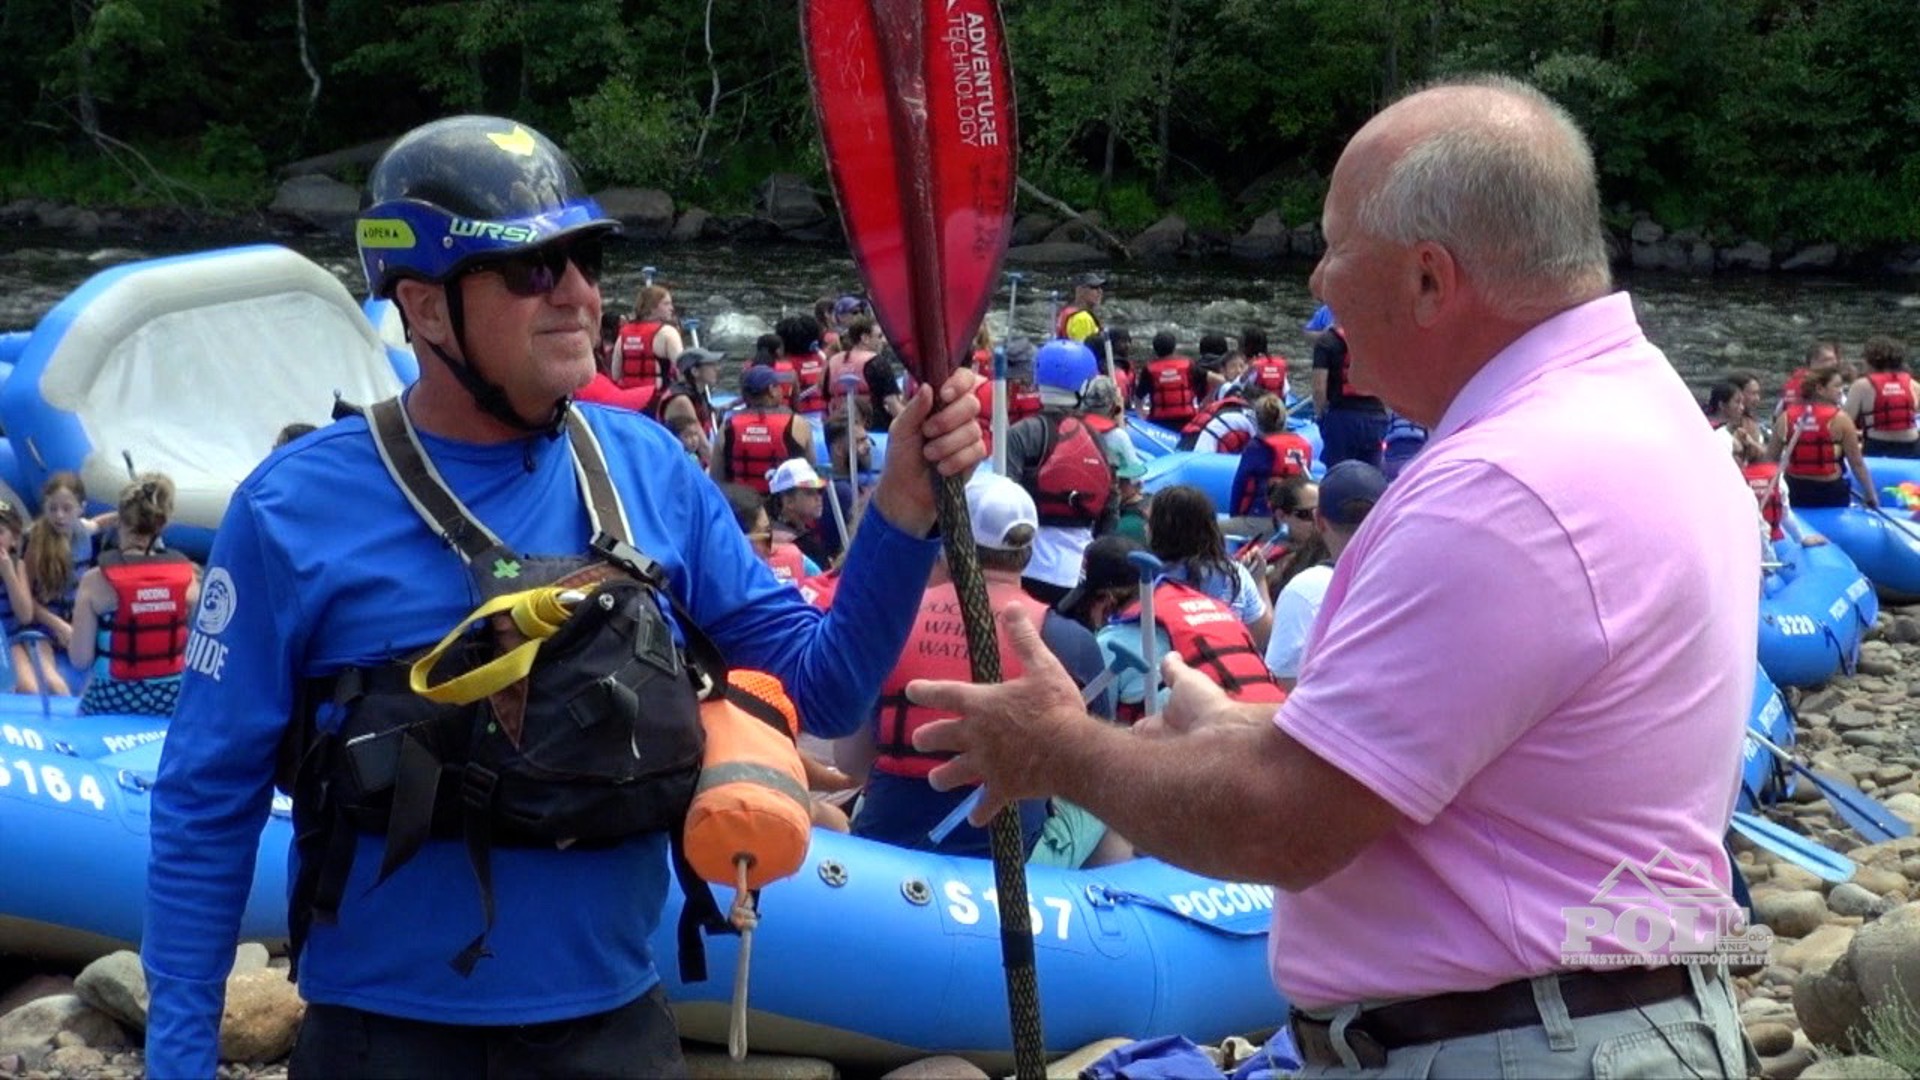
xmin=1127 ymin=550 xmax=1165 ymax=712
xmin=991 ymin=347 xmax=1010 ymax=477
xmin=641 ymin=265 xmax=657 ymax=287
xmin=683 ymin=317 xmax=702 ymax=350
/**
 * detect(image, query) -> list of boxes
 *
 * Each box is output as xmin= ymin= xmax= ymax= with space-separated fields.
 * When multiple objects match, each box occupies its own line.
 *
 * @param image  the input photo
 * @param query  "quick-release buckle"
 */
xmin=461 ymin=762 xmax=499 ymax=810
xmin=591 ymin=532 xmax=664 ymax=585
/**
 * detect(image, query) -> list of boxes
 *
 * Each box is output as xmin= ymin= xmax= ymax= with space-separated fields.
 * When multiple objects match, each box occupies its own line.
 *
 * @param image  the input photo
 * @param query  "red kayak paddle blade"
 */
xmin=802 ymin=0 xmax=1017 ymax=388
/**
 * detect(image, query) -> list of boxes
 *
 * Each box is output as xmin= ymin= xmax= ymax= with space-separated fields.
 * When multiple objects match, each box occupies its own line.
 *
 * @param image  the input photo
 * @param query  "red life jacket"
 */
xmin=797 ymin=569 xmax=840 ymax=609
xmin=766 ymin=541 xmax=808 ymax=584
xmin=1115 ymin=580 xmax=1285 ymax=723
xmin=1230 ymin=431 xmax=1315 ymax=516
xmin=97 ymin=549 xmax=194 ymax=681
xmin=1867 ymin=371 xmax=1916 ymax=434
xmin=763 ymin=358 xmax=799 ymax=409
xmin=725 ymin=408 xmax=803 ymax=494
xmin=1778 ymin=367 xmax=1812 ymax=410
xmin=873 ymin=581 xmax=1049 ymax=777
xmin=788 ymin=352 xmax=827 ymax=415
xmin=1007 ymin=380 xmax=1043 ymax=423
xmin=1743 ymin=463 xmax=1785 ymax=541
xmin=1082 ymin=412 xmax=1118 ymax=436
xmin=827 ymin=351 xmax=870 ymax=411
xmin=1112 ymin=364 xmax=1134 ymax=407
xmin=1178 ymin=397 xmax=1253 ymax=453
xmin=1784 ymin=403 xmax=1842 ymax=477
xmin=1023 ymin=411 xmax=1114 ymax=526
xmin=1247 ymin=355 xmax=1289 ymax=396
xmin=1055 ymin=305 xmax=1099 ymax=340
xmin=1145 ymin=356 xmax=1197 ymax=425
xmin=614 ymin=320 xmax=667 ymax=390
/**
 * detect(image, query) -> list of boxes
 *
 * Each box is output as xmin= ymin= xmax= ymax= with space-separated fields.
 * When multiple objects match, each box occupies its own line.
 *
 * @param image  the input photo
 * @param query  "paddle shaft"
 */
xmin=1747 ymin=729 xmax=1911 ymax=842
xmin=1730 ymin=810 xmax=1854 ymax=883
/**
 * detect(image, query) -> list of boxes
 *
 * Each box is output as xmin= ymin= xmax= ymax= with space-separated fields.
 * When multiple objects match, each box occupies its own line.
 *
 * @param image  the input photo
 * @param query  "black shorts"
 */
xmin=1784 ymin=473 xmax=1853 ymax=509
xmin=1864 ymin=436 xmax=1920 ymax=459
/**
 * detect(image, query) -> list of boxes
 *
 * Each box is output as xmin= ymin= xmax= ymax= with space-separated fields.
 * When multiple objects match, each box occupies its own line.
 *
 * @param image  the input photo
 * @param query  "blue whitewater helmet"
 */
xmin=356 ymin=115 xmax=619 ymax=299
xmin=1035 ymin=338 xmax=1098 ymax=394
xmin=356 ymin=116 xmax=620 ymax=432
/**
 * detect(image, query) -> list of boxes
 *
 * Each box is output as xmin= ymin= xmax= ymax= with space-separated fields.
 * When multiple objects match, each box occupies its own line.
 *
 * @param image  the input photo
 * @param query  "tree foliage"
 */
xmin=0 ymin=0 xmax=1914 ymax=246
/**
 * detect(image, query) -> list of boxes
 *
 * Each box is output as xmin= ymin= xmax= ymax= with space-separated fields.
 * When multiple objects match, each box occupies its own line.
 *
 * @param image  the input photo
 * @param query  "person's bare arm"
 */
xmin=1838 ymin=413 xmax=1879 ymax=507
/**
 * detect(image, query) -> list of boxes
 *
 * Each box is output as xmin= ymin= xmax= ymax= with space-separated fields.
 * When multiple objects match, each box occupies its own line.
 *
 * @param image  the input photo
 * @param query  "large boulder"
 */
xmin=1044 ymin=211 xmax=1106 ymax=246
xmin=1721 ymin=241 xmax=1774 ymax=272
xmin=593 ymin=187 xmax=676 ymax=241
xmin=0 ymin=994 xmax=130 ymax=1062
xmin=1012 ymin=212 xmax=1060 ymax=247
xmin=1230 ymin=211 xmax=1289 ymax=262
xmin=268 ymin=174 xmax=361 ymax=233
xmin=671 ymin=207 xmax=715 ymax=243
xmin=755 ymin=173 xmax=827 ymax=233
xmin=1794 ymin=956 xmax=1870 ymax=1052
xmin=1132 ymin=214 xmax=1189 ymax=263
xmin=74 ymin=951 xmax=148 ymax=1033
xmin=1846 ymin=900 xmax=1920 ymax=1014
xmin=1782 ymin=243 xmax=1841 ymax=272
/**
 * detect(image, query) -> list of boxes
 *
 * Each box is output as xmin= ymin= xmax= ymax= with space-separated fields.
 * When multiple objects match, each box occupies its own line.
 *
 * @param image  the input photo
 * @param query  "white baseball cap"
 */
xmin=768 ymin=458 xmax=827 ymax=495
xmin=965 ymin=471 xmax=1039 ymax=550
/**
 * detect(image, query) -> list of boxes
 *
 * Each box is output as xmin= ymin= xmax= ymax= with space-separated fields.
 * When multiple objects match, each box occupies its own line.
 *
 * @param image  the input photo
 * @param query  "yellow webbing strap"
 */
xmin=409 ymin=587 xmax=583 ymax=704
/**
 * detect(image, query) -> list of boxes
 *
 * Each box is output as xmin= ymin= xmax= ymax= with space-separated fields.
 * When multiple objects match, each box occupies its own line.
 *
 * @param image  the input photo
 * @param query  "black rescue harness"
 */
xmin=282 ymin=397 xmax=736 ymax=980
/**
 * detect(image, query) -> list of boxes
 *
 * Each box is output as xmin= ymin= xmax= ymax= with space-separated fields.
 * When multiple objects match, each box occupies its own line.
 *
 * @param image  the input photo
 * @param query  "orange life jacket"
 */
xmin=725 ymin=408 xmax=803 ymax=494
xmin=1115 ymin=580 xmax=1284 ymax=723
xmin=1867 ymin=371 xmax=1916 ymax=435
xmin=1742 ymin=463 xmax=1785 ymax=541
xmin=614 ymin=320 xmax=668 ymax=390
xmin=1145 ymin=356 xmax=1197 ymax=425
xmin=98 ymin=549 xmax=195 ymax=681
xmin=1784 ymin=403 xmax=1842 ymax=477
xmin=873 ymin=582 xmax=1049 ymax=777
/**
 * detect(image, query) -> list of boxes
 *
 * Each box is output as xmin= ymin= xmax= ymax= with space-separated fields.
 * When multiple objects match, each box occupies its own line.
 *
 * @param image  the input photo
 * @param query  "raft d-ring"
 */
xmin=1084 ymin=883 xmax=1118 ymax=908
xmin=900 ymin=878 xmax=932 ymax=905
xmin=818 ymin=859 xmax=848 ymax=887
xmin=116 ymin=769 xmax=152 ymax=794
xmin=51 ymin=740 xmax=77 ymax=758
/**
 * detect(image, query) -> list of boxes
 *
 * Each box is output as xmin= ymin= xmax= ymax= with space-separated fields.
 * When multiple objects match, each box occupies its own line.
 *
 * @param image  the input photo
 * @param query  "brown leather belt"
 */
xmin=1290 ymin=966 xmax=1691 ymax=1068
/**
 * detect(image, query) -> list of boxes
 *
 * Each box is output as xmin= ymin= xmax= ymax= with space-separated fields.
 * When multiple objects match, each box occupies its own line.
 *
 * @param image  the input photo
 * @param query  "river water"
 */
xmin=3 ymin=233 xmax=1917 ymax=397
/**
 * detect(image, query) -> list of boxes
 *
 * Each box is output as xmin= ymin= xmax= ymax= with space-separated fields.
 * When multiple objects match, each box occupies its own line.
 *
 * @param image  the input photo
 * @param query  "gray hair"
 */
xmin=1356 ymin=74 xmax=1611 ymax=321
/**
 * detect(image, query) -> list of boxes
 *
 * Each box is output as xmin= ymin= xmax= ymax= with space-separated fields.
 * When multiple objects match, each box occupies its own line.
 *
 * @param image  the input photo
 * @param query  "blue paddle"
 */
xmin=1747 ymin=730 xmax=1911 ymax=843
xmin=1730 ymin=811 xmax=1855 ymax=883
xmin=1127 ymin=551 xmax=1166 ymax=712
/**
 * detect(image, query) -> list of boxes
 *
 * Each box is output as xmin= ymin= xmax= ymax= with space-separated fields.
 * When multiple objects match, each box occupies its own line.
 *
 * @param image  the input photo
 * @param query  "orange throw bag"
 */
xmin=686 ymin=669 xmax=812 ymax=890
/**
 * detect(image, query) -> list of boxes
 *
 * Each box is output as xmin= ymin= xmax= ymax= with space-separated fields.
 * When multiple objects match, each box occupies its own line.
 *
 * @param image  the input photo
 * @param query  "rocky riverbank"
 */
xmin=6 ymin=612 xmax=1920 ymax=1078
xmin=7 ymin=167 xmax=1920 ymax=280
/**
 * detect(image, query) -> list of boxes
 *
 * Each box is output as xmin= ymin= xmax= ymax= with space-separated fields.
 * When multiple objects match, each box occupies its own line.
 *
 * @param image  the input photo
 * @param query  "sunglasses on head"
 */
xmin=471 ymin=237 xmax=604 ymax=297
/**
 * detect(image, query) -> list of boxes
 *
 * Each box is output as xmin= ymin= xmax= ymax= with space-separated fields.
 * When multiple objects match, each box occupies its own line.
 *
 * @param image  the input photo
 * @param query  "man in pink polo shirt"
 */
xmin=907 ymin=73 xmax=1759 ymax=1078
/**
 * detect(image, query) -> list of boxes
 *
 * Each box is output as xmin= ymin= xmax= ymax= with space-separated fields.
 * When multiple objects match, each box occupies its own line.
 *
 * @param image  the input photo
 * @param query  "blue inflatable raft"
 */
xmin=0 ymin=245 xmax=407 ymax=559
xmin=1793 ymin=504 xmax=1920 ymax=602
xmin=1740 ymin=666 xmax=1798 ymax=811
xmin=1758 ymin=532 xmax=1878 ymax=687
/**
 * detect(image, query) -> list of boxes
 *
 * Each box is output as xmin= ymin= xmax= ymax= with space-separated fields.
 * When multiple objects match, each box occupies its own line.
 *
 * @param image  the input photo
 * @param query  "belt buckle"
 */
xmin=1291 ymin=1014 xmax=1389 ymax=1070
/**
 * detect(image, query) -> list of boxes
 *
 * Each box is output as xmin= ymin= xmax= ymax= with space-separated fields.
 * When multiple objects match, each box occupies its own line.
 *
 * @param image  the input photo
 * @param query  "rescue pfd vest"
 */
xmin=1055 ymin=305 xmax=1100 ymax=341
xmin=872 ymin=581 xmax=1049 ymax=777
xmin=1743 ymin=463 xmax=1785 ymax=541
xmin=725 ymin=408 xmax=804 ymax=495
xmin=1247 ymin=355 xmax=1289 ymax=397
xmin=1007 ymin=380 xmax=1043 ymax=423
xmin=614 ymin=320 xmax=668 ymax=390
xmin=282 ymin=398 xmax=736 ymax=983
xmin=827 ymin=352 xmax=871 ymax=412
xmin=1022 ymin=411 xmax=1114 ymax=526
xmin=1114 ymin=579 xmax=1285 ymax=723
xmin=656 ymin=383 xmax=715 ymax=439
xmin=1867 ymin=372 xmax=1916 ymax=435
xmin=1178 ymin=397 xmax=1253 ymax=453
xmin=96 ymin=547 xmax=195 ymax=681
xmin=766 ymin=542 xmax=807 ymax=584
xmin=787 ymin=352 xmax=826 ymax=415
xmin=1785 ymin=403 xmax=1842 ymax=477
xmin=1230 ymin=432 xmax=1315 ymax=517
xmin=1145 ymin=356 xmax=1198 ymax=425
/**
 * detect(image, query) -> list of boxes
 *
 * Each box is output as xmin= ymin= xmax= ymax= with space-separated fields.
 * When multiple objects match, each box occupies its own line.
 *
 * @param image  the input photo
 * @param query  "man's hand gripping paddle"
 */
xmin=799 ymin=3 xmax=1045 ymax=1074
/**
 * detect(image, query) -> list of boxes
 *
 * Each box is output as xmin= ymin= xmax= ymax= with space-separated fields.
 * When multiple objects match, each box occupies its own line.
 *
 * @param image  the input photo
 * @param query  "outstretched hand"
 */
xmin=1135 ymin=653 xmax=1234 ymax=738
xmin=908 ymin=605 xmax=1091 ymax=827
xmin=869 ymin=369 xmax=987 ymax=537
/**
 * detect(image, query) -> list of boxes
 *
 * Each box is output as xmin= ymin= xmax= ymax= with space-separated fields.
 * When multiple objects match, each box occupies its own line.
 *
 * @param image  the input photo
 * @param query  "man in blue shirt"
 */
xmin=140 ymin=115 xmax=985 ymax=1079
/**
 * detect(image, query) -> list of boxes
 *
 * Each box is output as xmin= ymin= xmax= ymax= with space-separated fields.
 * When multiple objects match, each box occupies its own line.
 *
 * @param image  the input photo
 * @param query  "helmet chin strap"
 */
xmin=433 ymin=281 xmax=568 ymax=437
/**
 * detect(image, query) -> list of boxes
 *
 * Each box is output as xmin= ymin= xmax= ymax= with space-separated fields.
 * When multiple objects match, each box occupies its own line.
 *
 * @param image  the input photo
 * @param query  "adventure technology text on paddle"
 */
xmin=799 ymin=2 xmax=1045 ymax=1076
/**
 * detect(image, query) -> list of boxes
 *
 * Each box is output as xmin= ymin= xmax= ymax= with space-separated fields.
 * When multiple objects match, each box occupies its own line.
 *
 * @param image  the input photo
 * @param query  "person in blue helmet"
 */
xmin=140 ymin=115 xmax=986 ymax=1079
xmin=1004 ymin=338 xmax=1122 ymax=605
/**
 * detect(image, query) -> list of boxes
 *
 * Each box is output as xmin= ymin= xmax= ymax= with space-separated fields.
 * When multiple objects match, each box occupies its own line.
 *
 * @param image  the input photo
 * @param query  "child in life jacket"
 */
xmin=24 ymin=471 xmax=115 ymax=687
xmin=0 ymin=501 xmax=50 ymax=694
xmin=69 ymin=473 xmax=200 ymax=715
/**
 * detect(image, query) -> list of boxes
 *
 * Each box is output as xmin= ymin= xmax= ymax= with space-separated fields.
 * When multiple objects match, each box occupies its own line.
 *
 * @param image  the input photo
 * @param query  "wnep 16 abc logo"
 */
xmin=1560 ymin=848 xmax=1772 ymax=967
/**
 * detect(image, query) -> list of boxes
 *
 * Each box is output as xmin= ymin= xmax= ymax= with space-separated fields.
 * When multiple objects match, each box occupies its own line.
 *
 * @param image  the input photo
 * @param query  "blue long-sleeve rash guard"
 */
xmin=141 ymin=400 xmax=938 ymax=1078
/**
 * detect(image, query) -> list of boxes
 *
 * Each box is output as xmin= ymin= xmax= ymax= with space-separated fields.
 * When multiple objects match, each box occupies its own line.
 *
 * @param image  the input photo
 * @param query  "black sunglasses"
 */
xmin=1286 ymin=507 xmax=1318 ymax=522
xmin=472 ymin=238 xmax=604 ymax=297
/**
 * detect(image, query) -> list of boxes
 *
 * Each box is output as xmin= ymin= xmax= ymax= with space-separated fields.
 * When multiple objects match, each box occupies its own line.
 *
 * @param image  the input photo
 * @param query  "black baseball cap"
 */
xmin=1057 ymin=535 xmax=1146 ymax=617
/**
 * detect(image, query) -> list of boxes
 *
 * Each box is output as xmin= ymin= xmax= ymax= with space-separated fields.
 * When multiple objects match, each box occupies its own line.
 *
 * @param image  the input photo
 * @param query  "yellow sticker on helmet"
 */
xmin=358 ymin=219 xmax=416 ymax=248
xmin=487 ymin=126 xmax=538 ymax=156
